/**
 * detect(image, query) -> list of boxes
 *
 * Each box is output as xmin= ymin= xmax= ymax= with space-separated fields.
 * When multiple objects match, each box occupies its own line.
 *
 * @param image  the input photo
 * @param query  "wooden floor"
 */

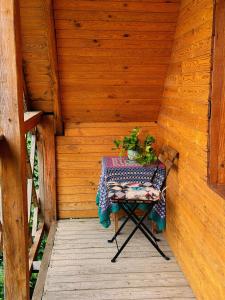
xmin=43 ymin=219 xmax=195 ymax=300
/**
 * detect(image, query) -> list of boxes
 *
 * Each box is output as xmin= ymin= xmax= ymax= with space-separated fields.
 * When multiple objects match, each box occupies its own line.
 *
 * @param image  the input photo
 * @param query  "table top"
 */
xmin=102 ymin=156 xmax=164 ymax=170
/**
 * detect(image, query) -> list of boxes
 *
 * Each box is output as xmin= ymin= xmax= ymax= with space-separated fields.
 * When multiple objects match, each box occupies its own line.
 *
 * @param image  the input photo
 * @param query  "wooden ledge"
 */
xmin=24 ymin=111 xmax=43 ymax=132
xmin=32 ymin=222 xmax=57 ymax=300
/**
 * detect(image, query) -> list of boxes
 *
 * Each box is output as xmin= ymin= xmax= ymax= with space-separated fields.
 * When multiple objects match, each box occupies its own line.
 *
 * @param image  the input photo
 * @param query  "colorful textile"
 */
xmin=96 ymin=156 xmax=166 ymax=231
xmin=107 ymin=181 xmax=160 ymax=203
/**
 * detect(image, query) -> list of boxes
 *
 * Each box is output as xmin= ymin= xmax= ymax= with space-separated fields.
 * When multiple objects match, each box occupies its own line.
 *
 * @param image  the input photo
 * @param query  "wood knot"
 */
xmin=75 ymin=22 xmax=81 ymax=28
xmin=108 ymin=94 xmax=116 ymax=99
xmin=93 ymin=39 xmax=98 ymax=43
xmin=123 ymin=33 xmax=129 ymax=38
xmin=108 ymin=14 xmax=112 ymax=18
xmin=124 ymin=66 xmax=128 ymax=70
xmin=123 ymin=3 xmax=128 ymax=7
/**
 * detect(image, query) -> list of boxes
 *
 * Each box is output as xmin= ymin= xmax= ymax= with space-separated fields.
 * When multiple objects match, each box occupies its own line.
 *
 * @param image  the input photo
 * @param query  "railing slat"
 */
xmin=24 ymin=111 xmax=43 ymax=133
xmin=29 ymin=219 xmax=45 ymax=272
xmin=31 ymin=207 xmax=39 ymax=238
xmin=32 ymin=223 xmax=57 ymax=300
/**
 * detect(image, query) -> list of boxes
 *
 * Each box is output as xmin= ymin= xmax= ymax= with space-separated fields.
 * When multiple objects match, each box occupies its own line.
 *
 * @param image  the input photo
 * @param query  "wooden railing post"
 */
xmin=37 ymin=115 xmax=57 ymax=229
xmin=0 ymin=0 xmax=30 ymax=298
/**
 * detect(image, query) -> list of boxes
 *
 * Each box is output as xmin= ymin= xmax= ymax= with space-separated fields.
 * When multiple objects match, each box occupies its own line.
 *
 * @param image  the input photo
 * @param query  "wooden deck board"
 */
xmin=43 ymin=219 xmax=195 ymax=300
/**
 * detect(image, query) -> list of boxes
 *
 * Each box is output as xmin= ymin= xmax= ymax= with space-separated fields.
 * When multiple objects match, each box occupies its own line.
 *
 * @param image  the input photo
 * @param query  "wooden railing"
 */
xmin=25 ymin=122 xmax=45 ymax=273
xmin=0 ymin=112 xmax=57 ymax=299
xmin=1 ymin=2 xmax=58 ymax=298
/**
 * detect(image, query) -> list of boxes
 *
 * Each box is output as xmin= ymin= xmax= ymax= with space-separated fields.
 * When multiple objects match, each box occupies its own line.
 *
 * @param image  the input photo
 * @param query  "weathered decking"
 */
xmin=43 ymin=219 xmax=195 ymax=300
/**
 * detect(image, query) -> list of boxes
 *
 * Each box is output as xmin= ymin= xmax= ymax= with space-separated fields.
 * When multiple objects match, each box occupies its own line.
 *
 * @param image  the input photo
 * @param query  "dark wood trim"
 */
xmin=32 ymin=222 xmax=57 ymax=300
xmin=208 ymin=0 xmax=225 ymax=195
xmin=0 ymin=0 xmax=30 ymax=298
xmin=24 ymin=111 xmax=43 ymax=132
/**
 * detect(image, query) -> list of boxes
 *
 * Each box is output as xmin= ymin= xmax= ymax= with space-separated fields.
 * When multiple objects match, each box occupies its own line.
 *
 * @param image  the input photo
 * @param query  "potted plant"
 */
xmin=113 ymin=128 xmax=140 ymax=160
xmin=135 ymin=135 xmax=157 ymax=165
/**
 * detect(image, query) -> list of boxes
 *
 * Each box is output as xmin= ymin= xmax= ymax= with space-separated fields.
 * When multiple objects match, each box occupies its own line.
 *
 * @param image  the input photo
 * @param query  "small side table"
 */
xmin=96 ymin=156 xmax=167 ymax=231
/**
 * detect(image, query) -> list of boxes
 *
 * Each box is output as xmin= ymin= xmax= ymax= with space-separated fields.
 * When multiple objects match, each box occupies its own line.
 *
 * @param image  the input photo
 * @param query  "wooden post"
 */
xmin=43 ymin=0 xmax=63 ymax=135
xmin=37 ymin=115 xmax=57 ymax=229
xmin=0 ymin=0 xmax=30 ymax=298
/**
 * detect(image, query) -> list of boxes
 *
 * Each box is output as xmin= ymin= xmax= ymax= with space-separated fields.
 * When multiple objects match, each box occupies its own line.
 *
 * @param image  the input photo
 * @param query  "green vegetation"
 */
xmin=114 ymin=127 xmax=141 ymax=155
xmin=113 ymin=127 xmax=157 ymax=165
xmin=135 ymin=135 xmax=157 ymax=165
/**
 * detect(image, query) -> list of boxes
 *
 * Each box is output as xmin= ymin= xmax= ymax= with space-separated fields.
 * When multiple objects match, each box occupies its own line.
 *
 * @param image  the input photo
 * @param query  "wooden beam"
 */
xmin=208 ymin=0 xmax=225 ymax=188
xmin=32 ymin=222 xmax=57 ymax=300
xmin=37 ymin=115 xmax=57 ymax=229
xmin=0 ymin=0 xmax=30 ymax=298
xmin=24 ymin=111 xmax=43 ymax=133
xmin=43 ymin=0 xmax=63 ymax=135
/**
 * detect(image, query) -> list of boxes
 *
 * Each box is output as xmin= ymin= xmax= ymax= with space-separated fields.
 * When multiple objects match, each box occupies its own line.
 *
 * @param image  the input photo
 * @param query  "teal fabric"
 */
xmin=96 ymin=191 xmax=165 ymax=231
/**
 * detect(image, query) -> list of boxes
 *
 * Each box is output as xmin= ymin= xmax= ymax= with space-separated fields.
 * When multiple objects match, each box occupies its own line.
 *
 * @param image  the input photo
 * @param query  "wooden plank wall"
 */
xmin=56 ymin=122 xmax=158 ymax=218
xmin=20 ymin=0 xmax=56 ymax=112
xmin=158 ymin=0 xmax=225 ymax=298
xmin=53 ymin=0 xmax=179 ymax=122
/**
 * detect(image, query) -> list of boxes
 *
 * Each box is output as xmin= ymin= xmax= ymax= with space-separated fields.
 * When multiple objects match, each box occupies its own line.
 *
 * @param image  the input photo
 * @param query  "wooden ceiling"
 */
xmin=20 ymin=0 xmax=180 ymax=123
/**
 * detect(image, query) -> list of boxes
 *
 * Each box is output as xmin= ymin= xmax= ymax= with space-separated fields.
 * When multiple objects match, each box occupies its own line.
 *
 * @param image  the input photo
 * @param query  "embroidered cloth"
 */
xmin=96 ymin=156 xmax=166 ymax=231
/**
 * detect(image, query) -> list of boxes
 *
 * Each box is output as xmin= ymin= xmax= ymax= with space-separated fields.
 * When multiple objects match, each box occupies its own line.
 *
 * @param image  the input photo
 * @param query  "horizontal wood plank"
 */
xmin=43 ymin=219 xmax=194 ymax=299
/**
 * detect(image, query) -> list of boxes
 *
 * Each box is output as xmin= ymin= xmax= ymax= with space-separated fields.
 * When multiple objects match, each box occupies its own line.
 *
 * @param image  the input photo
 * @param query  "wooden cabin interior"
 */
xmin=0 ymin=0 xmax=225 ymax=299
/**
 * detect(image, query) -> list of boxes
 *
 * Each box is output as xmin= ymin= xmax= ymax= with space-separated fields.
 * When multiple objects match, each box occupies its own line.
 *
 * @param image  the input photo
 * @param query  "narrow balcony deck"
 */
xmin=43 ymin=219 xmax=195 ymax=300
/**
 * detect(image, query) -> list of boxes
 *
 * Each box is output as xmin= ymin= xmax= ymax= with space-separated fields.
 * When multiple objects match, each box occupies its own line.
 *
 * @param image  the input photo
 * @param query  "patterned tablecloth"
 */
xmin=96 ymin=156 xmax=166 ymax=231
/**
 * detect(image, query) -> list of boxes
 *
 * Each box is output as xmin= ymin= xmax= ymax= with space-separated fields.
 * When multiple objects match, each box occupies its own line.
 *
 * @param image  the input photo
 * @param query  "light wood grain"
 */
xmin=53 ymin=0 xmax=179 ymax=122
xmin=158 ymin=0 xmax=225 ymax=298
xmin=56 ymin=122 xmax=158 ymax=217
xmin=37 ymin=116 xmax=57 ymax=229
xmin=43 ymin=219 xmax=194 ymax=300
xmin=0 ymin=0 xmax=30 ymax=297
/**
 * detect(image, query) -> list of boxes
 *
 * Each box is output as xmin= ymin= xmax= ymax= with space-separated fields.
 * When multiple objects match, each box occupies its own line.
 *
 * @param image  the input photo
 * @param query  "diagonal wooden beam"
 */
xmin=0 ymin=0 xmax=30 ymax=298
xmin=24 ymin=111 xmax=43 ymax=133
xmin=42 ymin=0 xmax=63 ymax=135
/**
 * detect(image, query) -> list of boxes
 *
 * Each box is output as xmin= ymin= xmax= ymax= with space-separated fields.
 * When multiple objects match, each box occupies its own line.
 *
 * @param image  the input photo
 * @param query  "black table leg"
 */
xmin=121 ymin=203 xmax=170 ymax=261
xmin=126 ymin=206 xmax=160 ymax=242
xmin=111 ymin=208 xmax=150 ymax=263
xmin=108 ymin=203 xmax=139 ymax=243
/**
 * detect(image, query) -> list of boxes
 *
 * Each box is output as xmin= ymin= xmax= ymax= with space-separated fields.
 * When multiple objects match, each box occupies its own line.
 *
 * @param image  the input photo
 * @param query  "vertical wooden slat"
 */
xmin=37 ymin=115 xmax=57 ymax=229
xmin=209 ymin=0 xmax=225 ymax=185
xmin=27 ymin=134 xmax=37 ymax=220
xmin=0 ymin=0 xmax=30 ymax=298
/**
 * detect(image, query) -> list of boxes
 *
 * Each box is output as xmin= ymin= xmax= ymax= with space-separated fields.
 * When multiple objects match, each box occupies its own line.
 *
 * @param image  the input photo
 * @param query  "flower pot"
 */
xmin=127 ymin=150 xmax=138 ymax=161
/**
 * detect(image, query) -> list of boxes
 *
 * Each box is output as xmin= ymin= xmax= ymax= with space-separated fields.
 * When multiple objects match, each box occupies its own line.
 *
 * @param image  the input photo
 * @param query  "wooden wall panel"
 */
xmin=56 ymin=122 xmax=158 ymax=218
xmin=20 ymin=0 xmax=61 ymax=116
xmin=158 ymin=0 xmax=225 ymax=298
xmin=53 ymin=0 xmax=179 ymax=122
